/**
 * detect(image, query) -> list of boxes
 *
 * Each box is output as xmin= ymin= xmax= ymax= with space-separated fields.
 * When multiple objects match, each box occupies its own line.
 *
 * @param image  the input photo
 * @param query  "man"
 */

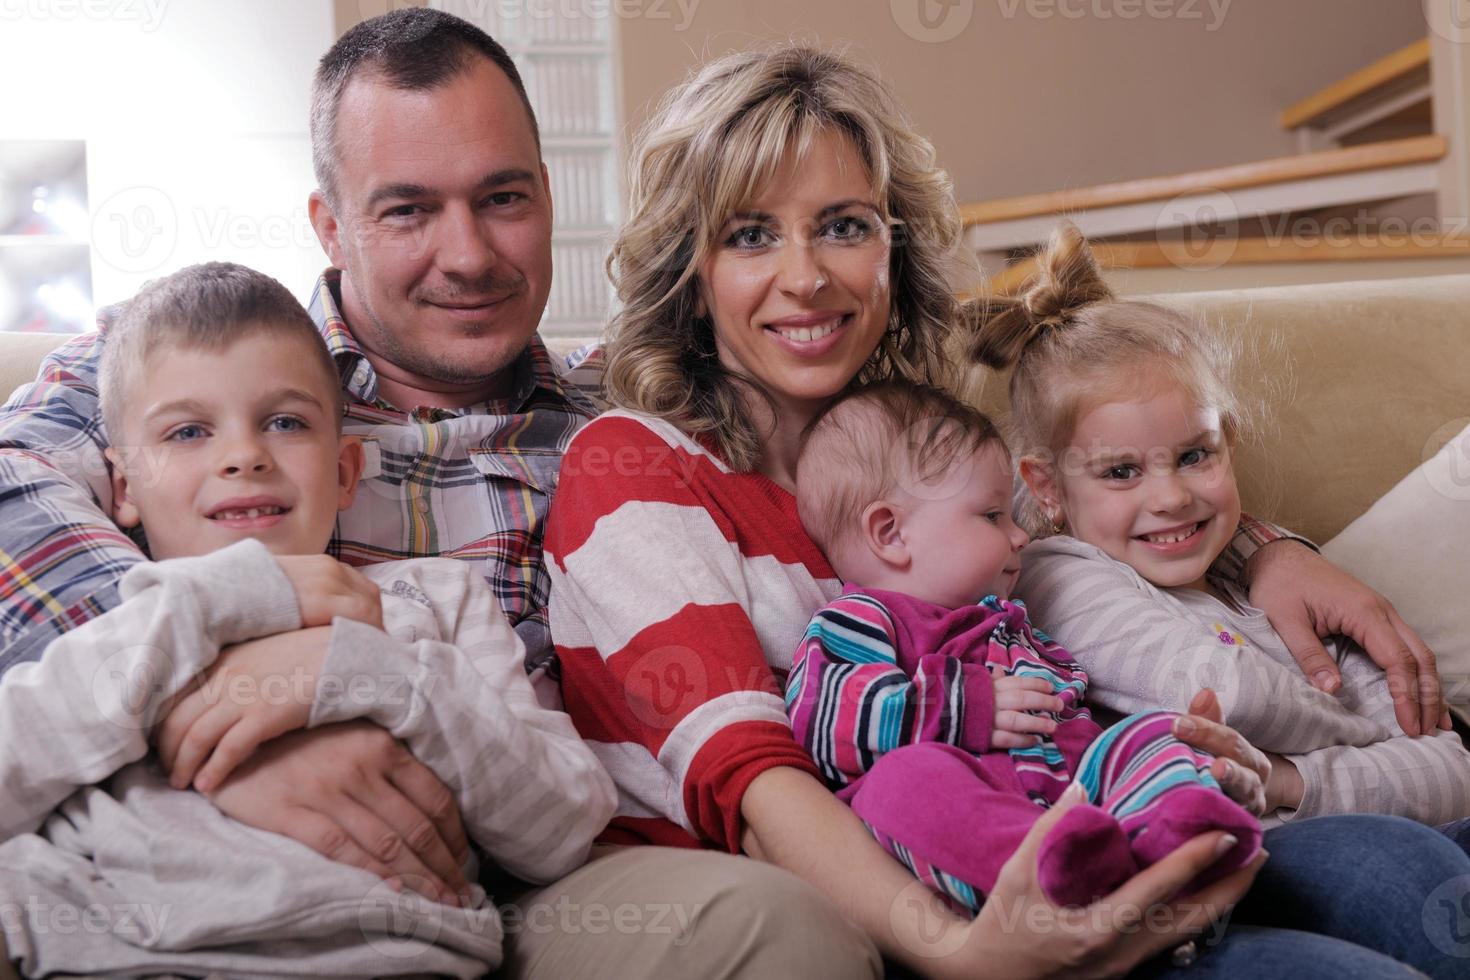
xmin=0 ymin=9 xmax=879 ymax=978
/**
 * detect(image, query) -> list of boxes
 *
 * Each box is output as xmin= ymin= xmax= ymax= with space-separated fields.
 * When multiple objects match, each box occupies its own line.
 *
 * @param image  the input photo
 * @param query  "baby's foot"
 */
xmin=1037 ymin=803 xmax=1139 ymax=906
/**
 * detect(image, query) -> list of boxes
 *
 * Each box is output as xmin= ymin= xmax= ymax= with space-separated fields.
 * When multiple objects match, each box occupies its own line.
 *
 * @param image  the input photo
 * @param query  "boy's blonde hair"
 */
xmin=796 ymin=380 xmax=1005 ymax=557
xmin=605 ymin=43 xmax=969 ymax=472
xmin=99 ymin=262 xmax=343 ymax=443
xmin=967 ymin=223 xmax=1244 ymax=534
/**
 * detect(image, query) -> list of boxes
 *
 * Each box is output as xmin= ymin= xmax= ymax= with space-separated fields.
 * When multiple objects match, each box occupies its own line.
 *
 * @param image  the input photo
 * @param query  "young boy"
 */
xmin=0 ymin=263 xmax=615 ymax=978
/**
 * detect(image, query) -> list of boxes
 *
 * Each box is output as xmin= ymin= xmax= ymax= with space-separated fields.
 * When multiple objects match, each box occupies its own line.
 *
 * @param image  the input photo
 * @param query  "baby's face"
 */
xmin=900 ymin=442 xmax=1030 ymax=607
xmin=107 ymin=331 xmax=357 ymax=560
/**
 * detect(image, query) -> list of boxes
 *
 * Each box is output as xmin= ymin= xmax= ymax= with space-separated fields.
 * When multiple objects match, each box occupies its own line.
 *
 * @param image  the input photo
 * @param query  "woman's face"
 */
xmin=698 ymin=129 xmax=893 ymax=417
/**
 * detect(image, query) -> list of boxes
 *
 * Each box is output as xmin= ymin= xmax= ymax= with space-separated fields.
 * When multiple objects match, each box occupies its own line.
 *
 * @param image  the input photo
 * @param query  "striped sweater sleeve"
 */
xmin=785 ymin=593 xmax=996 ymax=787
xmin=545 ymin=414 xmax=820 ymax=853
xmin=310 ymin=559 xmax=616 ymax=884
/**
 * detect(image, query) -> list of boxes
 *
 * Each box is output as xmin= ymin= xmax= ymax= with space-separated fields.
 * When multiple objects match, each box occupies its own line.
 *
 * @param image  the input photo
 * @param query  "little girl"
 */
xmin=982 ymin=222 xmax=1470 ymax=827
xmin=785 ymin=380 xmax=1260 ymax=912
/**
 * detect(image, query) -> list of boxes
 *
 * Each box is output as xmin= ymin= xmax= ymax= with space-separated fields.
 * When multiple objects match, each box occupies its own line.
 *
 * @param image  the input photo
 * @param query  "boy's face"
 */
xmin=899 ymin=442 xmax=1030 ymax=607
xmin=107 ymin=330 xmax=362 ymax=560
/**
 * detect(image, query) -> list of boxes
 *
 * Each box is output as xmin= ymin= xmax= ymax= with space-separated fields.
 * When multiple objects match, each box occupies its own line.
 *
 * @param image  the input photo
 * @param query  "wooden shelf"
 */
xmin=959 ymin=135 xmax=1448 ymax=228
xmin=1280 ymin=39 xmax=1431 ymax=131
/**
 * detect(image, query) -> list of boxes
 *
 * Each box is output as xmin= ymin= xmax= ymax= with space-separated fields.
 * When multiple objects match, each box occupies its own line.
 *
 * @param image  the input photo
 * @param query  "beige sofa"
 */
xmin=4 ymin=273 xmax=1468 ymax=677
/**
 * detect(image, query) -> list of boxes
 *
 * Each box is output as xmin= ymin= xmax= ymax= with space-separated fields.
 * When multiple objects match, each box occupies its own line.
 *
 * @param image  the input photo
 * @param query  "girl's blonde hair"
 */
xmin=968 ymin=222 xmax=1244 ymax=533
xmin=605 ymin=44 xmax=967 ymax=471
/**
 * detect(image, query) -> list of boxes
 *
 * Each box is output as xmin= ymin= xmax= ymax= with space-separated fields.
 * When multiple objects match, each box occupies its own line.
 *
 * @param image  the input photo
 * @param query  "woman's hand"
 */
xmin=1245 ymin=539 xmax=1444 ymax=737
xmin=1171 ymin=689 xmax=1270 ymax=815
xmin=991 ymin=671 xmax=1064 ymax=749
xmin=955 ymin=782 xmax=1265 ymax=979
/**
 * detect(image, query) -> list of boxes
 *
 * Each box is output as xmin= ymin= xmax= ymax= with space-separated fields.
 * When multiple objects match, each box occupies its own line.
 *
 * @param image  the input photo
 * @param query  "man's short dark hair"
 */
xmin=99 ymin=262 xmax=344 ymax=441
xmin=310 ymin=8 xmax=540 ymax=206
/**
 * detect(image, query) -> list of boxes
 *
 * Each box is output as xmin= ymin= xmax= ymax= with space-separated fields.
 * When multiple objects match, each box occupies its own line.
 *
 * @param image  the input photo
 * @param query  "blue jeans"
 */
xmin=1133 ymin=814 xmax=1470 ymax=978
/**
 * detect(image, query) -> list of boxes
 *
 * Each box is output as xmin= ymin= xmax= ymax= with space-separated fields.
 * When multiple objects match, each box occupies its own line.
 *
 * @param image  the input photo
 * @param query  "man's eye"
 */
xmin=485 ymin=192 xmax=525 ymax=207
xmin=383 ymin=204 xmax=423 ymax=219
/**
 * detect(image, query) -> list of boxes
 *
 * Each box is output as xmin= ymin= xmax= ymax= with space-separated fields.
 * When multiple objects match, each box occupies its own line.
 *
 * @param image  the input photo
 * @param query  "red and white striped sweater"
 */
xmin=545 ymin=410 xmax=835 ymax=851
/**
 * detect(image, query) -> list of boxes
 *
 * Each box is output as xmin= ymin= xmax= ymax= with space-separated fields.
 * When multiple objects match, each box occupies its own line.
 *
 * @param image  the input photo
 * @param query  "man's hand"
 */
xmin=275 ymin=554 xmax=383 ymax=630
xmin=990 ymin=670 xmax=1064 ymax=749
xmin=202 ymin=721 xmax=472 ymax=907
xmin=1245 ymin=539 xmax=1445 ymax=737
xmin=155 ymin=627 xmax=333 ymax=792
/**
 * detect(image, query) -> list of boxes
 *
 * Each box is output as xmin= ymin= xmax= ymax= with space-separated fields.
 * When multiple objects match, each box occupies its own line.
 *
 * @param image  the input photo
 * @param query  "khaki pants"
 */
xmin=494 ymin=846 xmax=882 ymax=980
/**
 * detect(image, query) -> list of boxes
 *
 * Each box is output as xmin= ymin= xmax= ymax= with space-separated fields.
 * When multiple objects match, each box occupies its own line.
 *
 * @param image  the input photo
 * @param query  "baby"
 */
xmin=785 ymin=379 xmax=1260 ymax=911
xmin=0 ymin=262 xmax=614 ymax=978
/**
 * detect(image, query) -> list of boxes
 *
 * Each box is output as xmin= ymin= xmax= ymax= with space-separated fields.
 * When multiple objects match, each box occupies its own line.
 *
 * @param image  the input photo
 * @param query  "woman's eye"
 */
xmin=725 ymin=225 xmax=773 ymax=249
xmin=826 ymin=216 xmax=872 ymax=242
xmin=168 ymin=424 xmax=205 ymax=443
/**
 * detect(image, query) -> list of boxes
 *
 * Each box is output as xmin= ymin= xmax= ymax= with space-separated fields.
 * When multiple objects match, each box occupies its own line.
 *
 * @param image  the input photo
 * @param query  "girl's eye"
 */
xmin=267 ymin=416 xmax=306 ymax=433
xmin=1180 ymin=447 xmax=1211 ymax=467
xmin=825 ymin=216 xmax=872 ymax=242
xmin=1102 ymin=464 xmax=1138 ymax=481
xmin=725 ymin=225 xmax=774 ymax=249
xmin=168 ymin=424 xmax=205 ymax=443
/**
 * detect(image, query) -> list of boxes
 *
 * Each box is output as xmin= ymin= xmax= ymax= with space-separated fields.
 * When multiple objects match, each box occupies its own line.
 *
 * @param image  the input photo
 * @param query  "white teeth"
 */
xmin=773 ymin=318 xmax=842 ymax=343
xmin=1142 ymin=523 xmax=1200 ymax=544
xmin=213 ymin=506 xmax=284 ymax=520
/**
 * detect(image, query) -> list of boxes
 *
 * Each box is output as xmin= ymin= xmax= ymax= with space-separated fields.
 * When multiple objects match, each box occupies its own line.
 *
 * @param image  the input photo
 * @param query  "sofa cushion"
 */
xmin=1322 ymin=418 xmax=1470 ymax=707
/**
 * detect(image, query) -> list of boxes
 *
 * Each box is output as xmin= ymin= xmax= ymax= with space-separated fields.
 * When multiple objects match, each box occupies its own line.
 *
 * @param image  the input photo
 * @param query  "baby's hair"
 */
xmin=796 ymin=379 xmax=1005 ymax=555
xmin=99 ymin=262 xmax=344 ymax=442
xmin=966 ymin=222 xmax=1243 ymax=533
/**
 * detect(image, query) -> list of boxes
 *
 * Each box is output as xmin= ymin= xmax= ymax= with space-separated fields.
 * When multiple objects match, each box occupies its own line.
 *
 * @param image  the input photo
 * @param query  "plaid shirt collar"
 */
xmin=307 ymin=267 xmax=595 ymax=421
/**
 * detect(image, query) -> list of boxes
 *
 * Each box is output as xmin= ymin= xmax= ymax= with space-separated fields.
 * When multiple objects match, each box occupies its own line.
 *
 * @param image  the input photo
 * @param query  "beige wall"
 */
xmin=617 ymin=0 xmax=1427 ymax=205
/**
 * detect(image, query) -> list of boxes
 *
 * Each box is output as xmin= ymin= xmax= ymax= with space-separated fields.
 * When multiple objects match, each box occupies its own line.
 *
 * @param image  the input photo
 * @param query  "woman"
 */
xmin=544 ymin=45 xmax=1464 ymax=978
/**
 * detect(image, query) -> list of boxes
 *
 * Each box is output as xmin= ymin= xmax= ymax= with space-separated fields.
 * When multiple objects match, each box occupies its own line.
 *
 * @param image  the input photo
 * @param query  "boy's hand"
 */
xmin=991 ymin=669 xmax=1063 ymax=749
xmin=156 ymin=626 xmax=333 ymax=793
xmin=276 ymin=555 xmax=383 ymax=630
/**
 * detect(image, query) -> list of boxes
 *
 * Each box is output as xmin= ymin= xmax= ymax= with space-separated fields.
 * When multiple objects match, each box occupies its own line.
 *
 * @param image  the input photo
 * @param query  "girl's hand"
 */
xmin=957 ymin=782 xmax=1264 ymax=979
xmin=1171 ymin=689 xmax=1269 ymax=815
xmin=1245 ymin=539 xmax=1445 ymax=737
xmin=156 ymin=626 xmax=333 ymax=792
xmin=991 ymin=670 xmax=1064 ymax=749
xmin=275 ymin=554 xmax=384 ymax=630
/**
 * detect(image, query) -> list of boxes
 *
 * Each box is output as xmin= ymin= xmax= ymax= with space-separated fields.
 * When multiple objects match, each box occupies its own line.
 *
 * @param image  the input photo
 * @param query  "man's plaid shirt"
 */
xmin=0 ymin=269 xmax=606 ymax=680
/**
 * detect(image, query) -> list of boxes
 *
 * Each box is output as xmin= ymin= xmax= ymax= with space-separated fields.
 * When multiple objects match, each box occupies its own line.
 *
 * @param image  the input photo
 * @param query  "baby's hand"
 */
xmin=275 ymin=555 xmax=383 ymax=630
xmin=155 ymin=626 xmax=333 ymax=793
xmin=991 ymin=669 xmax=1064 ymax=749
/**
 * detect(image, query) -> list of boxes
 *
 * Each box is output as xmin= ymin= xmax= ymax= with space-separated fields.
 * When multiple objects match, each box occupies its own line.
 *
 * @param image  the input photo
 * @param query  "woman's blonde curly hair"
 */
xmin=604 ymin=44 xmax=969 ymax=472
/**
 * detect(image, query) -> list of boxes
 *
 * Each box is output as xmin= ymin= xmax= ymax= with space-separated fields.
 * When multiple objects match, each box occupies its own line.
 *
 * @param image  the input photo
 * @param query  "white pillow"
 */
xmin=1322 ymin=419 xmax=1470 ymax=708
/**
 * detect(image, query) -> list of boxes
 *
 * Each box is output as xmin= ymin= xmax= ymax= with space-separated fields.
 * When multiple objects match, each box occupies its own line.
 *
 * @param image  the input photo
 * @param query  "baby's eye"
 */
xmin=267 ymin=415 xmax=306 ymax=433
xmin=983 ymin=511 xmax=1004 ymax=525
xmin=167 ymin=424 xmax=205 ymax=443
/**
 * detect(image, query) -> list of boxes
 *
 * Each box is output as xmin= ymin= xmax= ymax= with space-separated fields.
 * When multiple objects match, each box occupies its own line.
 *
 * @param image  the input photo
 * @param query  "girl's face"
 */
xmin=1046 ymin=382 xmax=1241 ymax=592
xmin=698 ymin=129 xmax=893 ymax=419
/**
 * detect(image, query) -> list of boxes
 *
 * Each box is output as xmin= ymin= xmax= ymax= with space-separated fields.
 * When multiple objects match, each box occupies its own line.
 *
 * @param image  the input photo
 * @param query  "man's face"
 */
xmin=311 ymin=56 xmax=552 ymax=392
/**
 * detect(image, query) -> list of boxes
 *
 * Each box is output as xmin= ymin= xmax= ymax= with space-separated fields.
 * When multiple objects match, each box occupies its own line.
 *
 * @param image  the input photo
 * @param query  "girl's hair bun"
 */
xmin=966 ymin=220 xmax=1114 ymax=370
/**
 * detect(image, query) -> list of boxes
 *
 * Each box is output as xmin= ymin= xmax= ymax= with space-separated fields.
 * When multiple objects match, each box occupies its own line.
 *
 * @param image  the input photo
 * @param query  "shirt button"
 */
xmin=352 ymin=367 xmax=368 ymax=386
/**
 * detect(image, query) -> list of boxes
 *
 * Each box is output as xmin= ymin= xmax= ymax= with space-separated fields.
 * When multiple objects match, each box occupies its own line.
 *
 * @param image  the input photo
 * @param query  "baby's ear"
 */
xmin=104 ymin=447 xmax=142 ymax=529
xmin=336 ymin=436 xmax=366 ymax=511
xmin=859 ymin=499 xmax=910 ymax=571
